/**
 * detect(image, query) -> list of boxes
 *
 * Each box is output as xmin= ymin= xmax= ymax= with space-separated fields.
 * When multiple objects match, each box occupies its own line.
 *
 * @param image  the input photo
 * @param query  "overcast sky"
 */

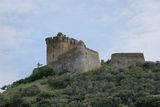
xmin=0 ymin=0 xmax=160 ymax=89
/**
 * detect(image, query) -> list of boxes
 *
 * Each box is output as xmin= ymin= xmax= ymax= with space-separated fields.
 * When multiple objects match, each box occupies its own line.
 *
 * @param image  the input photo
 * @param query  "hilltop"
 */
xmin=0 ymin=62 xmax=160 ymax=107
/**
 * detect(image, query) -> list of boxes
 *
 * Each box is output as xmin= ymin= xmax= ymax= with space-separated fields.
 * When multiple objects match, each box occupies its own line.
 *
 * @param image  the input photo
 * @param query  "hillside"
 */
xmin=0 ymin=62 xmax=160 ymax=107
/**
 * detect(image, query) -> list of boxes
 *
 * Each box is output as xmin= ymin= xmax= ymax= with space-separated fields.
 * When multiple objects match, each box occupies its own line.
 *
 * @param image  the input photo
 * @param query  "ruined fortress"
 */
xmin=45 ymin=32 xmax=145 ymax=72
xmin=45 ymin=32 xmax=100 ymax=72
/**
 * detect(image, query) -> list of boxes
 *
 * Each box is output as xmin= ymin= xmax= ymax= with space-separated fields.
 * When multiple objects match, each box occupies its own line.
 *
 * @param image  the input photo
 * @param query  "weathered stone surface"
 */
xmin=45 ymin=32 xmax=100 ymax=72
xmin=110 ymin=53 xmax=145 ymax=68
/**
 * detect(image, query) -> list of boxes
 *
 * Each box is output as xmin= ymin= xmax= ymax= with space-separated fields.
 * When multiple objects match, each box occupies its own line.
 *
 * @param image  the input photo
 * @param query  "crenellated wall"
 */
xmin=45 ymin=32 xmax=100 ymax=72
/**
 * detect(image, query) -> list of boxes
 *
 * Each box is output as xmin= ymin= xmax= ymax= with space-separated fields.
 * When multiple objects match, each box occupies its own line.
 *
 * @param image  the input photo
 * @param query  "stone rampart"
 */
xmin=110 ymin=53 xmax=145 ymax=68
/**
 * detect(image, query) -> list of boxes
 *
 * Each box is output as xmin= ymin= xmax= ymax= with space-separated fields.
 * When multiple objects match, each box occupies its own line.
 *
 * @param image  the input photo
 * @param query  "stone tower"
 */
xmin=45 ymin=32 xmax=100 ymax=72
xmin=45 ymin=32 xmax=79 ymax=64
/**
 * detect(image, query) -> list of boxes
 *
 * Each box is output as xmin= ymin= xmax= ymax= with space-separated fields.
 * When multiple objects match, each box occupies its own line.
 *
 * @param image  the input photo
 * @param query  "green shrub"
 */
xmin=0 ymin=94 xmax=10 ymax=107
xmin=57 ymin=69 xmax=70 ymax=75
xmin=21 ymin=85 xmax=40 ymax=97
xmin=9 ymin=92 xmax=30 ymax=107
xmin=36 ymin=92 xmax=53 ymax=102
xmin=135 ymin=95 xmax=160 ymax=107
xmin=48 ymin=73 xmax=71 ymax=89
xmin=33 ymin=99 xmax=52 ymax=107
xmin=28 ymin=66 xmax=55 ymax=82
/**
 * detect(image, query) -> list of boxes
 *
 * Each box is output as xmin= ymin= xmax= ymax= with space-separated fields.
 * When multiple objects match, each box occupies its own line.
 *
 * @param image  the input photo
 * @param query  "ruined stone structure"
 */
xmin=110 ymin=53 xmax=145 ymax=68
xmin=45 ymin=32 xmax=100 ymax=72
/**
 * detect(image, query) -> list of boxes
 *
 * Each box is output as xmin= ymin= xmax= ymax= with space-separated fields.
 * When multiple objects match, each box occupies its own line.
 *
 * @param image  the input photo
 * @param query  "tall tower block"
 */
xmin=45 ymin=32 xmax=79 ymax=64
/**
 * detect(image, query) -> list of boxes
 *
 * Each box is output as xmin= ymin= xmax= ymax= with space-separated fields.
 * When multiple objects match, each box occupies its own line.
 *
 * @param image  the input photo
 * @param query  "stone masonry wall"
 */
xmin=48 ymin=45 xmax=100 ymax=72
xmin=110 ymin=53 xmax=145 ymax=68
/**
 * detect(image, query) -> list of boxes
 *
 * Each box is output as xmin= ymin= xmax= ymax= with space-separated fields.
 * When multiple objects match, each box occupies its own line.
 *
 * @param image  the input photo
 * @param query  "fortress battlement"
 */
xmin=46 ymin=32 xmax=81 ymax=46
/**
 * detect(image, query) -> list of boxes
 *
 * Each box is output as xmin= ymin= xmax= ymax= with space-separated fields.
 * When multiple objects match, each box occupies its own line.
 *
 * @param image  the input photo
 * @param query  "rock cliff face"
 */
xmin=110 ymin=53 xmax=145 ymax=68
xmin=45 ymin=32 xmax=100 ymax=72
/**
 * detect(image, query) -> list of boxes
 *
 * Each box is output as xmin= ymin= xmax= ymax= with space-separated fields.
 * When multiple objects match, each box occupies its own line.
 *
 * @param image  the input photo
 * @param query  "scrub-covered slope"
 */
xmin=0 ymin=62 xmax=160 ymax=107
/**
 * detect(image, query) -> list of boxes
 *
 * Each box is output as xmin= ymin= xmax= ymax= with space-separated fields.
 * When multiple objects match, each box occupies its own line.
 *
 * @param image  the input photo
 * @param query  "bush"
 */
xmin=36 ymin=92 xmax=53 ymax=101
xmin=48 ymin=73 xmax=71 ymax=89
xmin=135 ymin=95 xmax=160 ymax=107
xmin=28 ymin=66 xmax=55 ymax=82
xmin=0 ymin=95 xmax=10 ymax=107
xmin=12 ymin=79 xmax=27 ymax=87
xmin=33 ymin=99 xmax=52 ymax=107
xmin=57 ymin=69 xmax=70 ymax=75
xmin=9 ymin=92 xmax=30 ymax=107
xmin=21 ymin=85 xmax=40 ymax=97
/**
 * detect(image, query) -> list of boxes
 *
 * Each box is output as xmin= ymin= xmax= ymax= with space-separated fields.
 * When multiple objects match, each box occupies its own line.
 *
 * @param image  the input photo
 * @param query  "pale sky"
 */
xmin=0 ymin=0 xmax=160 ymax=88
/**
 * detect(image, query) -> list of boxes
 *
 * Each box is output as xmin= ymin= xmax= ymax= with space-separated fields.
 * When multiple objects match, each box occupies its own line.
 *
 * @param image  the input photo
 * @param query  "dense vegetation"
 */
xmin=0 ymin=62 xmax=160 ymax=107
